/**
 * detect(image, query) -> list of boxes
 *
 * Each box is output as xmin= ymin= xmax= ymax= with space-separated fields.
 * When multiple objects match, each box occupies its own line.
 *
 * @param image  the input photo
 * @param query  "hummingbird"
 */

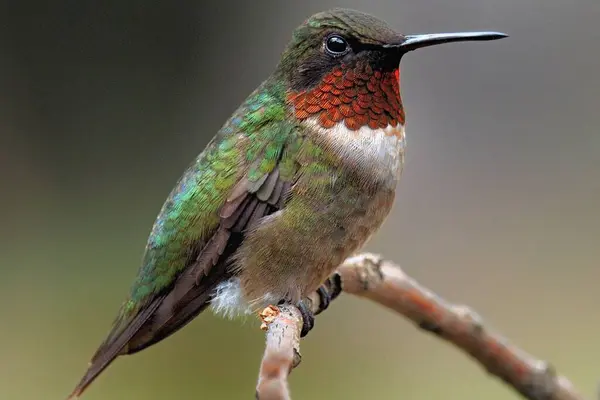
xmin=68 ymin=8 xmax=506 ymax=398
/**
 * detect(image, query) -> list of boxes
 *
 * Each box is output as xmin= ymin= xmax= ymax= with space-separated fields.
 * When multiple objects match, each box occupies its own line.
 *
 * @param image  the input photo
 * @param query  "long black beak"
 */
xmin=387 ymin=31 xmax=508 ymax=52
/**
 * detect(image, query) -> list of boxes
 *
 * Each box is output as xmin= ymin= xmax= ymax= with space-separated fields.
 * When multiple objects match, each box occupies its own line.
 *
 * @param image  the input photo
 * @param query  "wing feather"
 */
xmin=67 ymin=102 xmax=299 ymax=399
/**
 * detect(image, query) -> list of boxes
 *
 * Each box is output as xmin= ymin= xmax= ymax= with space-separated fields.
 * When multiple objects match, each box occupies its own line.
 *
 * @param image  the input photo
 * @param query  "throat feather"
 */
xmin=287 ymin=63 xmax=404 ymax=132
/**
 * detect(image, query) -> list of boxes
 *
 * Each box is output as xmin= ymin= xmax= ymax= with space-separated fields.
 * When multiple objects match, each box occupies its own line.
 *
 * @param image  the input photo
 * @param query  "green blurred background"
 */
xmin=1 ymin=1 xmax=599 ymax=399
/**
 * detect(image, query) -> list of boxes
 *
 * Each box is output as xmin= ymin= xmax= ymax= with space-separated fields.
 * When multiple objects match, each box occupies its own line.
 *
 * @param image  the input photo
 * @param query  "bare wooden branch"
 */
xmin=256 ymin=305 xmax=303 ymax=400
xmin=256 ymin=253 xmax=588 ymax=400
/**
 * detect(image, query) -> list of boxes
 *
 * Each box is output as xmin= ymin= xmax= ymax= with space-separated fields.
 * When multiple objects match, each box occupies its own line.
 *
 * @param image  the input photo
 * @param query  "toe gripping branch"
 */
xmin=315 ymin=272 xmax=343 ymax=314
xmin=298 ymin=273 xmax=343 ymax=337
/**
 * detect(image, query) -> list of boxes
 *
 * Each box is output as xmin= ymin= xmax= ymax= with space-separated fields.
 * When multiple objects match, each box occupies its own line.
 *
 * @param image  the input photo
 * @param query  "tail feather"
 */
xmin=66 ymin=256 xmax=229 ymax=398
xmin=67 ymin=193 xmax=250 ymax=398
xmin=66 ymin=296 xmax=165 ymax=399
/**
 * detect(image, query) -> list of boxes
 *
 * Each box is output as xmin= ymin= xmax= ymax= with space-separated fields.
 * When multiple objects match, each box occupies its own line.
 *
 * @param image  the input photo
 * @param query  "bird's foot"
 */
xmin=314 ymin=273 xmax=342 ymax=315
xmin=269 ymin=273 xmax=343 ymax=338
xmin=297 ymin=273 xmax=344 ymax=337
xmin=297 ymin=300 xmax=314 ymax=338
xmin=273 ymin=299 xmax=314 ymax=337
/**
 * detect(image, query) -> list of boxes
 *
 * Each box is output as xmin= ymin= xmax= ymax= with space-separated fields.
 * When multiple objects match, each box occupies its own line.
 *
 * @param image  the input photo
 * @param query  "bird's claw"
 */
xmin=275 ymin=272 xmax=344 ymax=337
xmin=316 ymin=286 xmax=330 ymax=312
xmin=314 ymin=273 xmax=342 ymax=315
xmin=297 ymin=300 xmax=314 ymax=337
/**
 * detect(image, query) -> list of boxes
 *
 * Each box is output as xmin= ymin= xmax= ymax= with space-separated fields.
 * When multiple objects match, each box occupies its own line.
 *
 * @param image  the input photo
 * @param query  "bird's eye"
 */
xmin=325 ymin=35 xmax=350 ymax=56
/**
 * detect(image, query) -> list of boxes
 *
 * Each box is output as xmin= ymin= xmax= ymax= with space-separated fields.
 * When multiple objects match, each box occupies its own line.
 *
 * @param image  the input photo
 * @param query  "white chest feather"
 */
xmin=305 ymin=118 xmax=406 ymax=187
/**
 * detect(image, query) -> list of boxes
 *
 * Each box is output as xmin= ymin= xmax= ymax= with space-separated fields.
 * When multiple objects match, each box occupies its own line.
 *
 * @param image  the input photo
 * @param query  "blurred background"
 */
xmin=1 ymin=1 xmax=599 ymax=399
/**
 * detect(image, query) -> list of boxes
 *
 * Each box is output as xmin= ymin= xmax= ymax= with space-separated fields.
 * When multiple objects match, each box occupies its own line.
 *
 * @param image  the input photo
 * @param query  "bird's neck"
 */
xmin=285 ymin=63 xmax=406 ymax=188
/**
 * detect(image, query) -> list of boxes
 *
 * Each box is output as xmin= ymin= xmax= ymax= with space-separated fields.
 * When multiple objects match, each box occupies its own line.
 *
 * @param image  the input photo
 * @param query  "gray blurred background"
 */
xmin=1 ymin=1 xmax=599 ymax=399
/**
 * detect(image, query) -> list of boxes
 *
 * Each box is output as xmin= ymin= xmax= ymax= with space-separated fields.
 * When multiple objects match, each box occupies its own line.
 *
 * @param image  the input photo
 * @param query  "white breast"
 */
xmin=304 ymin=118 xmax=407 ymax=188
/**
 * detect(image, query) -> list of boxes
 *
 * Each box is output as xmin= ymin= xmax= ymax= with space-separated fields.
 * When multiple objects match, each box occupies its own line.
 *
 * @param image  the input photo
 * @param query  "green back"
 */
xmin=108 ymin=78 xmax=295 ymax=336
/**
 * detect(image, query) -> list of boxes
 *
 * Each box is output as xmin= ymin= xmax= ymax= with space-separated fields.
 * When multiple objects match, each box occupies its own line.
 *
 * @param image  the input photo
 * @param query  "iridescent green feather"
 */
xmin=106 ymin=80 xmax=292 ymax=335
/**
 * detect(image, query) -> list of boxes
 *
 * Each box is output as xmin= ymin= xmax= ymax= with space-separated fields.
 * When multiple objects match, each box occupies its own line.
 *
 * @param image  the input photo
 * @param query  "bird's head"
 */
xmin=277 ymin=8 xmax=506 ymax=131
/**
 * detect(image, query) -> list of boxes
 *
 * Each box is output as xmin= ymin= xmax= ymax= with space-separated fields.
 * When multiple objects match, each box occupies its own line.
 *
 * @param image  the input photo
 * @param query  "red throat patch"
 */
xmin=287 ymin=63 xmax=405 ymax=131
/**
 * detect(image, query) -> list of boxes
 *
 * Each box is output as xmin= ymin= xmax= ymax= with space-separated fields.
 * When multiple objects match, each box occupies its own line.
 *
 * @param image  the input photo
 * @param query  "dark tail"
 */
xmin=66 ymin=296 xmax=165 ymax=399
xmin=67 ymin=225 xmax=244 ymax=398
xmin=67 ymin=357 xmax=114 ymax=400
xmin=66 ymin=262 xmax=228 ymax=398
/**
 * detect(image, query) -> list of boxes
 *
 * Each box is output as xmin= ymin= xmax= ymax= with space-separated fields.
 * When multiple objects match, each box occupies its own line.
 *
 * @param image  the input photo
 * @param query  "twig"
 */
xmin=256 ymin=305 xmax=303 ymax=400
xmin=256 ymin=253 xmax=588 ymax=400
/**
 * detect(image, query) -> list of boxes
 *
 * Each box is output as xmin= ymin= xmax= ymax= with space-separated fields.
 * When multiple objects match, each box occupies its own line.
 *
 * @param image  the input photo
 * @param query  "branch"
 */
xmin=256 ymin=253 xmax=588 ymax=400
xmin=256 ymin=304 xmax=302 ymax=400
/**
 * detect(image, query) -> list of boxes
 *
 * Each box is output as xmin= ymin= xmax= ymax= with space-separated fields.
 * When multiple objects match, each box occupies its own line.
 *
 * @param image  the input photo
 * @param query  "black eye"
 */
xmin=325 ymin=35 xmax=349 ymax=56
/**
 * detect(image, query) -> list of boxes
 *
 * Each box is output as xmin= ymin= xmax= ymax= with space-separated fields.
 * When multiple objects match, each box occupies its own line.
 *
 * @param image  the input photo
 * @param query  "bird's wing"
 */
xmin=68 ymin=84 xmax=301 ymax=399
